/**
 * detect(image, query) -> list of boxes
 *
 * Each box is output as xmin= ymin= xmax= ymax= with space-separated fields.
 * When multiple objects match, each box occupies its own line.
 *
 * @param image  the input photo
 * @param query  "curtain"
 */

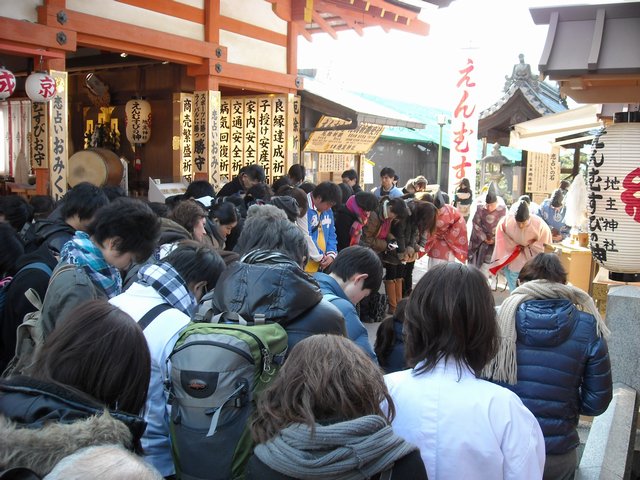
xmin=0 ymin=100 xmax=31 ymax=183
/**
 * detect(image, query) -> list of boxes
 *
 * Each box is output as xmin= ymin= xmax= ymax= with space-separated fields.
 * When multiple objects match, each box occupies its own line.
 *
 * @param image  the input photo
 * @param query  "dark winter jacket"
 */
xmin=333 ymin=204 xmax=359 ymax=251
xmin=0 ymin=244 xmax=57 ymax=372
xmin=211 ymin=252 xmax=346 ymax=352
xmin=216 ymin=176 xmax=244 ymax=198
xmin=33 ymin=219 xmax=75 ymax=256
xmin=378 ymin=317 xmax=406 ymax=374
xmin=503 ymin=299 xmax=612 ymax=455
xmin=0 ymin=376 xmax=145 ymax=477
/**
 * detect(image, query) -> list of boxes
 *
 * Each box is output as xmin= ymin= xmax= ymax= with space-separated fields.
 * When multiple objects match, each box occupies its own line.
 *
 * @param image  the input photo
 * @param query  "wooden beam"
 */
xmin=267 ymin=0 xmax=293 ymax=22
xmin=115 ymin=0 xmax=204 ymax=24
xmin=215 ymin=61 xmax=298 ymax=92
xmin=37 ymin=5 xmax=221 ymax=62
xmin=219 ymin=15 xmax=288 ymax=47
xmin=0 ymin=16 xmax=77 ymax=52
xmin=287 ymin=21 xmax=298 ymax=75
xmin=205 ymin=0 xmax=220 ymax=44
xmin=312 ymin=11 xmax=338 ymax=39
xmin=296 ymin=21 xmax=313 ymax=42
xmin=0 ymin=41 xmax=66 ymax=59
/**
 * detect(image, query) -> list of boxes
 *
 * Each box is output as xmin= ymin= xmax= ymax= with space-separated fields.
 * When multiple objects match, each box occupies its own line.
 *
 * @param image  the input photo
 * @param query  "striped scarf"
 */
xmin=59 ymin=232 xmax=122 ymax=298
xmin=137 ymin=262 xmax=197 ymax=316
xmin=482 ymin=279 xmax=609 ymax=384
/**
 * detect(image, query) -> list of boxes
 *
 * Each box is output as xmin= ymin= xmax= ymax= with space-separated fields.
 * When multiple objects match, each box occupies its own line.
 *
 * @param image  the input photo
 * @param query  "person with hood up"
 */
xmin=483 ymin=253 xmax=612 ymax=479
xmin=211 ymin=205 xmax=346 ymax=353
xmin=423 ymin=191 xmax=468 ymax=268
xmin=245 ymin=335 xmax=427 ymax=480
xmin=490 ymin=200 xmax=552 ymax=291
xmin=467 ymin=183 xmax=507 ymax=271
xmin=0 ymin=300 xmax=150 ymax=478
xmin=537 ymin=188 xmax=570 ymax=242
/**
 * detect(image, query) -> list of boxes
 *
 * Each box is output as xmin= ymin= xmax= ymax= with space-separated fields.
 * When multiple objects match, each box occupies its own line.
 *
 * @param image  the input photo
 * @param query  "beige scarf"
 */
xmin=482 ymin=279 xmax=609 ymax=385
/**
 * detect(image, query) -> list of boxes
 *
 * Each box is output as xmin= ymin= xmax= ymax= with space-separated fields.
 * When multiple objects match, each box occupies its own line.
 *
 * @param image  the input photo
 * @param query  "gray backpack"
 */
xmin=168 ymin=299 xmax=288 ymax=480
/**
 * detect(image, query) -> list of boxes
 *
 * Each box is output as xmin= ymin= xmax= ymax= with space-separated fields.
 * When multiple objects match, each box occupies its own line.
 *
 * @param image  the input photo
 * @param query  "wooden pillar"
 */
xmin=193 ymin=89 xmax=221 ymax=190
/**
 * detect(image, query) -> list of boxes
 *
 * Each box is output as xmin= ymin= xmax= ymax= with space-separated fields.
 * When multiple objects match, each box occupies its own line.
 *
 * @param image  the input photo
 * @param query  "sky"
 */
xmin=297 ymin=0 xmax=620 ymax=112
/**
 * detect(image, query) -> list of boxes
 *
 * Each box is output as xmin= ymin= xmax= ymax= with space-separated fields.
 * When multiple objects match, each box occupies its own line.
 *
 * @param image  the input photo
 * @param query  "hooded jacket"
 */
xmin=502 ymin=299 xmax=612 ymax=455
xmin=0 ymin=376 xmax=145 ymax=477
xmin=211 ymin=252 xmax=346 ymax=352
xmin=33 ymin=219 xmax=76 ymax=256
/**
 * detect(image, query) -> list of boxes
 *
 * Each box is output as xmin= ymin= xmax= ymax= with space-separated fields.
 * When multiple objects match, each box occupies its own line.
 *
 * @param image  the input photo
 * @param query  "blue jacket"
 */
xmin=536 ymin=199 xmax=570 ymax=239
xmin=314 ymin=273 xmax=376 ymax=362
xmin=307 ymin=194 xmax=338 ymax=256
xmin=503 ymin=298 xmax=612 ymax=455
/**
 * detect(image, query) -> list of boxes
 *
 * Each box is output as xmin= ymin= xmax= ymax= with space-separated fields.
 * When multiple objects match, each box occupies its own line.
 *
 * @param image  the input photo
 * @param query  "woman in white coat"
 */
xmin=384 ymin=263 xmax=545 ymax=480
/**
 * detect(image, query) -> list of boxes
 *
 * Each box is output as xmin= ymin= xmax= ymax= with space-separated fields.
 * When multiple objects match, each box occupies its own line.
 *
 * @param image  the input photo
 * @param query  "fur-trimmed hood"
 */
xmin=0 ymin=412 xmax=132 ymax=477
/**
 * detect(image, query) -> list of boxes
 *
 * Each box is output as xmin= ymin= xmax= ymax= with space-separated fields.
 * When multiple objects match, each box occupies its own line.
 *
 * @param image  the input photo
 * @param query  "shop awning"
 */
xmin=301 ymin=77 xmax=425 ymax=130
xmin=509 ymin=104 xmax=604 ymax=154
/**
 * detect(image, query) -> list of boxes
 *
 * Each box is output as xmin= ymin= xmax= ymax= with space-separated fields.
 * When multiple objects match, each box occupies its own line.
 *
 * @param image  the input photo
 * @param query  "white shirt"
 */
xmin=110 ymin=282 xmax=190 ymax=476
xmin=385 ymin=359 xmax=545 ymax=480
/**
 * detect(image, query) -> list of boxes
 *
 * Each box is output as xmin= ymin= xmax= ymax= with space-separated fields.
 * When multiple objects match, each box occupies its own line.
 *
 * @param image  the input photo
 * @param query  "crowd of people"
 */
xmin=0 ymin=163 xmax=611 ymax=480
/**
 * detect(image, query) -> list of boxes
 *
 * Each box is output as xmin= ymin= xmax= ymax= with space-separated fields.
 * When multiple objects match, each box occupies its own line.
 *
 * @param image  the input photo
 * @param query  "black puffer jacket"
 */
xmin=503 ymin=299 xmax=612 ymax=455
xmin=0 ymin=376 xmax=146 ymax=476
xmin=33 ymin=219 xmax=75 ymax=256
xmin=211 ymin=251 xmax=346 ymax=352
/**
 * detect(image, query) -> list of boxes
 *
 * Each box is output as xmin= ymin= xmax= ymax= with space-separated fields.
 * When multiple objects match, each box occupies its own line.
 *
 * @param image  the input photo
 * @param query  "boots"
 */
xmin=384 ymin=280 xmax=397 ymax=314
xmin=395 ymin=278 xmax=404 ymax=302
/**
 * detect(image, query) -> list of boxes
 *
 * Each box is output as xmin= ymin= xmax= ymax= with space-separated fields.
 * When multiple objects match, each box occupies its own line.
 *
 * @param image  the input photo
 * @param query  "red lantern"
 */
xmin=0 ymin=67 xmax=16 ymax=100
xmin=25 ymin=72 xmax=56 ymax=102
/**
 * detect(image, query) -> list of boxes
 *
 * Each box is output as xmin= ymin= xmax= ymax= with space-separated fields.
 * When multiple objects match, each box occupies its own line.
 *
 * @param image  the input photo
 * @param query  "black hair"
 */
xmin=405 ymin=263 xmax=498 ymax=377
xmin=287 ymin=164 xmax=306 ymax=184
xmin=235 ymin=207 xmax=307 ymax=266
xmin=29 ymin=195 xmax=55 ymax=220
xmin=185 ymin=180 xmax=215 ymax=199
xmin=342 ymin=169 xmax=358 ymax=182
xmin=0 ymin=195 xmax=32 ymax=231
xmin=515 ymin=200 xmax=530 ymax=222
xmin=210 ymin=201 xmax=238 ymax=226
xmin=330 ymin=246 xmax=383 ymax=293
xmin=375 ymin=298 xmax=408 ymax=369
xmin=275 ymin=186 xmax=308 ymax=217
xmin=244 ymin=164 xmax=266 ymax=183
xmin=485 ymin=184 xmax=497 ymax=204
xmin=87 ymin=198 xmax=160 ymax=262
xmin=433 ymin=190 xmax=446 ymax=209
xmin=272 ymin=176 xmax=292 ymax=193
xmin=61 ymin=182 xmax=109 ymax=222
xmin=245 ymin=183 xmax=273 ymax=204
xmin=550 ymin=188 xmax=564 ymax=208
xmin=298 ymin=182 xmax=316 ymax=194
xmin=312 ymin=181 xmax=342 ymax=206
xmin=354 ymin=192 xmax=378 ymax=212
xmin=0 ymin=223 xmax=24 ymax=276
xmin=147 ymin=202 xmax=169 ymax=218
xmin=380 ymin=167 xmax=396 ymax=178
xmin=164 ymin=240 xmax=226 ymax=290
xmin=410 ymin=201 xmax=437 ymax=236
xmin=102 ymin=185 xmax=126 ymax=202
xmin=387 ymin=197 xmax=409 ymax=220
xmin=518 ymin=253 xmax=567 ymax=284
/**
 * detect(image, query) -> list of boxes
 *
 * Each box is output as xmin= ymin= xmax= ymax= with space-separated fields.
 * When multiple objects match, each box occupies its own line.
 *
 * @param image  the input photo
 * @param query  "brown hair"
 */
xmin=169 ymin=200 xmax=206 ymax=236
xmin=250 ymin=335 xmax=395 ymax=443
xmin=404 ymin=263 xmax=498 ymax=377
xmin=31 ymin=300 xmax=151 ymax=415
xmin=518 ymin=253 xmax=567 ymax=284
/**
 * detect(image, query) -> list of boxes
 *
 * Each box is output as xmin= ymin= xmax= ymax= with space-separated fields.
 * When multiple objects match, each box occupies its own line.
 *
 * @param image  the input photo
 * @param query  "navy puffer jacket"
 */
xmin=504 ymin=298 xmax=612 ymax=455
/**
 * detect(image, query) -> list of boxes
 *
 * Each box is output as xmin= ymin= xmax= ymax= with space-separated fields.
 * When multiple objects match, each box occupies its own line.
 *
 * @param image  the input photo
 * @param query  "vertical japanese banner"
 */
xmin=48 ymin=70 xmax=68 ymax=201
xmin=219 ymin=98 xmax=230 ymax=182
xmin=230 ymin=98 xmax=244 ymax=177
xmin=447 ymin=55 xmax=479 ymax=196
xmin=31 ymin=102 xmax=49 ymax=169
xmin=257 ymin=96 xmax=272 ymax=183
xmin=287 ymin=94 xmax=301 ymax=173
xmin=243 ymin=97 xmax=258 ymax=168
xmin=208 ymin=91 xmax=221 ymax=189
xmin=271 ymin=95 xmax=286 ymax=182
xmin=180 ymin=93 xmax=194 ymax=183
xmin=193 ymin=91 xmax=208 ymax=180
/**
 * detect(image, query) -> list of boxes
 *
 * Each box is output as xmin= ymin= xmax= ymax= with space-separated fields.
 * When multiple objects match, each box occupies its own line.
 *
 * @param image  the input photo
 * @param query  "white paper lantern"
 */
xmin=588 ymin=112 xmax=640 ymax=282
xmin=0 ymin=67 xmax=16 ymax=100
xmin=125 ymin=98 xmax=152 ymax=145
xmin=25 ymin=72 xmax=56 ymax=102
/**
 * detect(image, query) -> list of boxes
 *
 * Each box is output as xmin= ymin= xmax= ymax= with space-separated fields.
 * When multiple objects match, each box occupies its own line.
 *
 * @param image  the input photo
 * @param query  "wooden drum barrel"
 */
xmin=68 ymin=148 xmax=124 ymax=188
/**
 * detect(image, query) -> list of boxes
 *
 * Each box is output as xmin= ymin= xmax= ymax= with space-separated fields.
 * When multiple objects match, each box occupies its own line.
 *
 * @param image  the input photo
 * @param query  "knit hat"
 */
xmin=485 ymin=183 xmax=497 ymax=204
xmin=514 ymin=200 xmax=530 ymax=222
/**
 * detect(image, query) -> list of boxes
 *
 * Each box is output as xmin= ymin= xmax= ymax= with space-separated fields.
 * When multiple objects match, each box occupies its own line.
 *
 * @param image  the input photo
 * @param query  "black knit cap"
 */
xmin=515 ymin=200 xmax=530 ymax=222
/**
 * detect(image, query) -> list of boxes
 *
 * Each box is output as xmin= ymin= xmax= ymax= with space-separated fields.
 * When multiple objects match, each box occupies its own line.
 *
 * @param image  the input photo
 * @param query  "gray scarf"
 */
xmin=482 ymin=279 xmax=610 ymax=384
xmin=253 ymin=415 xmax=417 ymax=480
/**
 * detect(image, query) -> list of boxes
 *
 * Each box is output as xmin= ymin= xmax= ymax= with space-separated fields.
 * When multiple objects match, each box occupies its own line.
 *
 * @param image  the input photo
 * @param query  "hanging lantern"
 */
xmin=125 ymin=98 xmax=152 ymax=145
xmin=0 ymin=67 xmax=16 ymax=100
xmin=25 ymin=71 xmax=57 ymax=102
xmin=588 ymin=112 xmax=640 ymax=282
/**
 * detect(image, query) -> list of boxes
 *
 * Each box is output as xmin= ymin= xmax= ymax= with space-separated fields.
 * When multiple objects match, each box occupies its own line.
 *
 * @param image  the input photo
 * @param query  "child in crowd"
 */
xmin=375 ymin=298 xmax=409 ymax=374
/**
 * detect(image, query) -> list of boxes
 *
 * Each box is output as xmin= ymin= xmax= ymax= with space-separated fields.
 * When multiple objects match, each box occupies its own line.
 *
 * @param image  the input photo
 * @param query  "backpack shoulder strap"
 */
xmin=139 ymin=303 xmax=172 ymax=331
xmin=16 ymin=261 xmax=54 ymax=278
